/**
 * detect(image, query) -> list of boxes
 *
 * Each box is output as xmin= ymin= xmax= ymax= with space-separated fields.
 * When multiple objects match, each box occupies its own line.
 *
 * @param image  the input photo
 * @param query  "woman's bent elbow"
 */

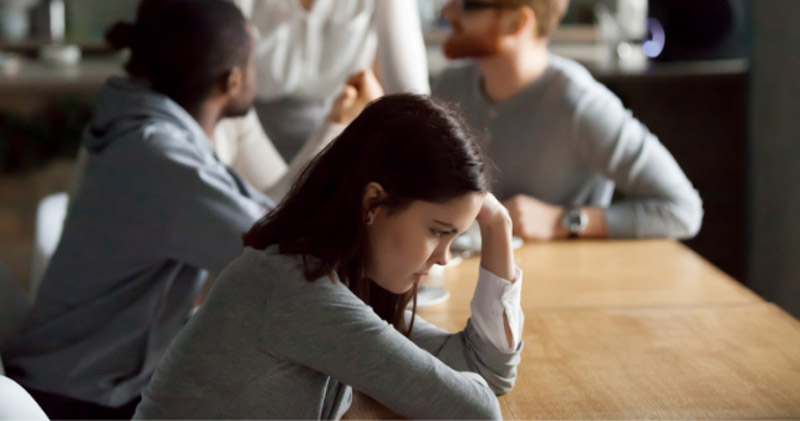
xmin=485 ymin=372 xmax=517 ymax=396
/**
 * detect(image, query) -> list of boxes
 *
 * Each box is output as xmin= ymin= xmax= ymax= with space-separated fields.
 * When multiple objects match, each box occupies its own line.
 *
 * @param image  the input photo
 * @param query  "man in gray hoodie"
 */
xmin=5 ymin=1 xmax=276 ymax=418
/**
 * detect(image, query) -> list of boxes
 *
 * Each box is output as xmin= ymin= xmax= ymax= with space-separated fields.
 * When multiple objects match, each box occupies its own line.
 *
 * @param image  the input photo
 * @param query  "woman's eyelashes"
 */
xmin=431 ymin=228 xmax=461 ymax=239
xmin=430 ymin=228 xmax=450 ymax=238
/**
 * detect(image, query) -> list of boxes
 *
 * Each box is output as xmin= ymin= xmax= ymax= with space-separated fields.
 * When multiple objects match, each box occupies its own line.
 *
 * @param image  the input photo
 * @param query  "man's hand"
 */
xmin=327 ymin=70 xmax=384 ymax=125
xmin=502 ymin=194 xmax=566 ymax=240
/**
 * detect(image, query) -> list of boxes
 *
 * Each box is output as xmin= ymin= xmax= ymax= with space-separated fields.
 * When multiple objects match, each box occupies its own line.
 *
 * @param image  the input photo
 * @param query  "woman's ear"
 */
xmin=362 ymin=182 xmax=387 ymax=224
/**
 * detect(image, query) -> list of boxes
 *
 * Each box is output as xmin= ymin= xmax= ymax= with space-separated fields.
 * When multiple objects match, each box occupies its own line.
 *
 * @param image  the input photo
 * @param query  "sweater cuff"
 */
xmin=604 ymin=204 xmax=639 ymax=238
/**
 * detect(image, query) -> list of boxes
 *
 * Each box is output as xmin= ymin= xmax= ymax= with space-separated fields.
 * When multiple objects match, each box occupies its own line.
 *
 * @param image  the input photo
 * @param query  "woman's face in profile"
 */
xmin=364 ymin=192 xmax=484 ymax=294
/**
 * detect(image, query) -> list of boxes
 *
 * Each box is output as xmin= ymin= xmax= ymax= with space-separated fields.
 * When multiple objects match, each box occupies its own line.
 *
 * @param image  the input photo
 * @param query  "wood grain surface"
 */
xmin=343 ymin=241 xmax=799 ymax=420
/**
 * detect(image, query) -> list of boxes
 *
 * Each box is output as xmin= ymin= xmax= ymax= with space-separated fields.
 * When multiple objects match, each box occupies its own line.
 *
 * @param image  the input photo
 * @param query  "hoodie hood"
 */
xmin=85 ymin=76 xmax=208 ymax=153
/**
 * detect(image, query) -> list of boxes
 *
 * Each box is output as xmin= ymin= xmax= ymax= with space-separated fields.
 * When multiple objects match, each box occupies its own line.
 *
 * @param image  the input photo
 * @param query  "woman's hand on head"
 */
xmin=476 ymin=193 xmax=512 ymax=230
xmin=476 ymin=193 xmax=516 ymax=283
xmin=328 ymin=69 xmax=384 ymax=125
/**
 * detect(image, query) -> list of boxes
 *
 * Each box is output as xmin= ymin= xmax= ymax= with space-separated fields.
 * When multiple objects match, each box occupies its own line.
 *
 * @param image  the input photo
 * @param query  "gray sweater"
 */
xmin=134 ymin=247 xmax=521 ymax=419
xmin=3 ymin=77 xmax=272 ymax=407
xmin=433 ymin=55 xmax=703 ymax=238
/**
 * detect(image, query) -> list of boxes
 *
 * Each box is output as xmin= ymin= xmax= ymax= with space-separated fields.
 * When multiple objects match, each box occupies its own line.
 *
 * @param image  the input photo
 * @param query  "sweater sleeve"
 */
xmin=408 ymin=314 xmax=522 ymax=396
xmin=374 ymin=0 xmax=430 ymax=95
xmin=570 ymin=85 xmax=704 ymax=239
xmin=142 ymin=132 xmax=267 ymax=274
xmin=213 ymin=111 xmax=344 ymax=204
xmin=261 ymin=276 xmax=503 ymax=420
xmin=416 ymin=235 xmax=523 ymax=380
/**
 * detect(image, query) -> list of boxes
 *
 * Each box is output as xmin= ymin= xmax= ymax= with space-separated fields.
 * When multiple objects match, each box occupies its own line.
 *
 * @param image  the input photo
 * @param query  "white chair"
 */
xmin=0 ymin=262 xmax=30 ymax=376
xmin=0 ymin=375 xmax=48 ymax=420
xmin=30 ymin=192 xmax=68 ymax=300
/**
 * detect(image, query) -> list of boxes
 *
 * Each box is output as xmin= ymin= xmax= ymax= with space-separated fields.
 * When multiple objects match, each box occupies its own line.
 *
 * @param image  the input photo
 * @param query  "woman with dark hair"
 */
xmin=134 ymin=94 xmax=524 ymax=420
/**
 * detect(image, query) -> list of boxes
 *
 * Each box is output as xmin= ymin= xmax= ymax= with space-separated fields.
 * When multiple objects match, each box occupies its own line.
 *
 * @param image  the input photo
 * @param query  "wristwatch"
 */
xmin=562 ymin=207 xmax=587 ymax=238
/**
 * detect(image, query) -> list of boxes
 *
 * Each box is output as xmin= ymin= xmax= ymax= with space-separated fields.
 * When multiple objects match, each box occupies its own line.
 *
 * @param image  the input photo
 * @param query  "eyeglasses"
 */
xmin=456 ymin=0 xmax=518 ymax=12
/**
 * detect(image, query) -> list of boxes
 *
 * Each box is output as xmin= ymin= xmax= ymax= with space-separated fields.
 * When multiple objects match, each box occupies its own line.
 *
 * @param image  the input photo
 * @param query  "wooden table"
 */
xmin=430 ymin=240 xmax=760 ymax=313
xmin=345 ymin=240 xmax=800 ymax=419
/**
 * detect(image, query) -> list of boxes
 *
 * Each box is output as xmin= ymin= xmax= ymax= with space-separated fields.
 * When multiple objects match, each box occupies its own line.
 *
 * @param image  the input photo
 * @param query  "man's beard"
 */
xmin=222 ymin=98 xmax=254 ymax=119
xmin=442 ymin=25 xmax=506 ymax=59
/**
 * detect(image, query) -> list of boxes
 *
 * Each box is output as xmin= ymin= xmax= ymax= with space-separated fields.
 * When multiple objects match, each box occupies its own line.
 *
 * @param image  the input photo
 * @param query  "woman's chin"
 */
xmin=377 ymin=280 xmax=415 ymax=295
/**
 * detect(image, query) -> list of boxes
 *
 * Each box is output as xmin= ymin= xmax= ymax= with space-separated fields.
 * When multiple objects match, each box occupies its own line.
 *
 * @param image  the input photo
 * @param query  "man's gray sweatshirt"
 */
xmin=3 ymin=77 xmax=272 ymax=407
xmin=434 ymin=55 xmax=703 ymax=238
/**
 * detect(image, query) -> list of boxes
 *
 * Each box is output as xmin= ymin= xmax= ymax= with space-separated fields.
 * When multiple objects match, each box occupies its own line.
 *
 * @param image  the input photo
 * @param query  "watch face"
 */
xmin=563 ymin=208 xmax=586 ymax=235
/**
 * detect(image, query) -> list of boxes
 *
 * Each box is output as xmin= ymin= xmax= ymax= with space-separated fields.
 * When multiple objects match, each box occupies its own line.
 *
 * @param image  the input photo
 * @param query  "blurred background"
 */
xmin=0 ymin=0 xmax=797 ymax=317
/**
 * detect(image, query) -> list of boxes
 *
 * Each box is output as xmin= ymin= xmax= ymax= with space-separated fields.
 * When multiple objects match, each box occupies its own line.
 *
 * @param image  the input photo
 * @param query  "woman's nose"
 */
xmin=431 ymin=244 xmax=450 ymax=266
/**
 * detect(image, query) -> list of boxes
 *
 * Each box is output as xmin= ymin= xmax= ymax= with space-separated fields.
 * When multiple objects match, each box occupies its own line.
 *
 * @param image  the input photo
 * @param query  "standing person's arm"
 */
xmin=374 ymin=0 xmax=430 ymax=95
xmin=215 ymin=110 xmax=289 ymax=194
xmin=267 ymin=70 xmax=384 ymax=202
xmin=215 ymin=70 xmax=383 ymax=203
xmin=227 ymin=0 xmax=254 ymax=18
xmin=264 ymin=122 xmax=343 ymax=202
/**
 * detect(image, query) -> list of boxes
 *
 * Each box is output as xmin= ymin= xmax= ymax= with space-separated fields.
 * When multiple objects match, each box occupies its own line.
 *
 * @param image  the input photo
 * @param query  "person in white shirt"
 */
xmin=232 ymin=0 xmax=430 ymax=161
xmin=213 ymin=71 xmax=383 ymax=202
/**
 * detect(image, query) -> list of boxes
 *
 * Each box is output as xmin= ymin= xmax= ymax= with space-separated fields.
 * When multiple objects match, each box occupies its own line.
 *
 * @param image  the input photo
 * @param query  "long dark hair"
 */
xmin=105 ymin=0 xmax=251 ymax=114
xmin=243 ymin=95 xmax=491 ymax=335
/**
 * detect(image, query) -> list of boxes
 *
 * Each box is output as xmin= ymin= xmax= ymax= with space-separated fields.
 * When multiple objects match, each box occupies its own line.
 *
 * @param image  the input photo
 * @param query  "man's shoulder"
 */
xmin=118 ymin=118 xmax=215 ymax=174
xmin=138 ymin=119 xmax=194 ymax=149
xmin=83 ymin=120 xmax=196 ymax=176
xmin=548 ymin=54 xmax=620 ymax=108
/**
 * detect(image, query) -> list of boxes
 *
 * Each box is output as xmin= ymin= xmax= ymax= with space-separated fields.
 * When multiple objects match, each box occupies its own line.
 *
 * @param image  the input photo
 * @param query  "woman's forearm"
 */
xmin=478 ymin=217 xmax=515 ymax=282
xmin=476 ymin=198 xmax=517 ymax=350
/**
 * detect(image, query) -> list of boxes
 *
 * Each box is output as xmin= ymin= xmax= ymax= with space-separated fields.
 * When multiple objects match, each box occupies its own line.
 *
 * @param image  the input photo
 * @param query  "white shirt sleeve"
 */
xmin=214 ymin=110 xmax=289 ymax=193
xmin=469 ymin=266 xmax=524 ymax=352
xmin=374 ymin=0 xmax=431 ymax=95
xmin=213 ymin=111 xmax=344 ymax=203
xmin=265 ymin=120 xmax=345 ymax=202
xmin=229 ymin=0 xmax=254 ymax=18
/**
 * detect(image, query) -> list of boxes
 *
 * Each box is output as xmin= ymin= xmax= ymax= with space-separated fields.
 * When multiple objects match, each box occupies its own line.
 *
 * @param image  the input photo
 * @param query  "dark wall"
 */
xmin=748 ymin=0 xmax=800 ymax=318
xmin=600 ymin=67 xmax=748 ymax=282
